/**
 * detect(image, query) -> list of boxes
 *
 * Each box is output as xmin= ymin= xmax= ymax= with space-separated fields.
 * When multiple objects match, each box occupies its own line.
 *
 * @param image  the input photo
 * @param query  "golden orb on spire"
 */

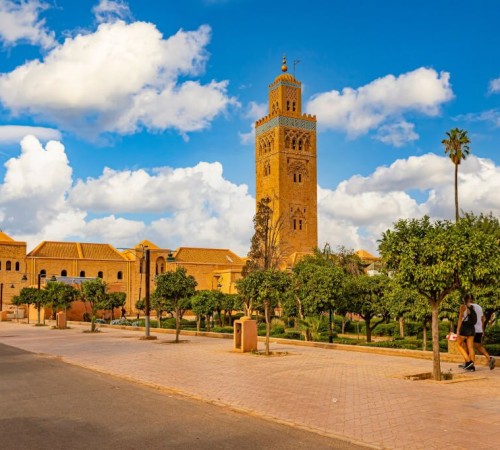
xmin=281 ymin=54 xmax=288 ymax=72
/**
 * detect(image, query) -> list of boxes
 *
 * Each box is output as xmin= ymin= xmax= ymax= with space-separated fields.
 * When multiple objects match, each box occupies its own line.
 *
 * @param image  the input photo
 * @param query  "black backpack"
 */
xmin=466 ymin=305 xmax=477 ymax=325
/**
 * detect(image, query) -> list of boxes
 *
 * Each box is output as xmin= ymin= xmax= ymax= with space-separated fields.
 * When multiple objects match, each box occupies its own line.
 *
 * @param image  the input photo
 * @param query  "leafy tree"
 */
xmin=237 ymin=270 xmax=289 ymax=355
xmin=191 ymin=290 xmax=218 ymax=331
xmin=288 ymin=256 xmax=345 ymax=340
xmin=344 ymin=274 xmax=390 ymax=343
xmin=106 ymin=292 xmax=126 ymax=321
xmin=220 ymin=293 xmax=242 ymax=326
xmin=244 ymin=197 xmax=287 ymax=273
xmin=379 ymin=215 xmax=500 ymax=380
xmin=313 ymin=244 xmax=364 ymax=275
xmin=16 ymin=287 xmax=48 ymax=325
xmin=81 ymin=279 xmax=108 ymax=332
xmin=442 ymin=128 xmax=471 ymax=222
xmin=154 ymin=267 xmax=197 ymax=342
xmin=45 ymin=282 xmax=79 ymax=319
xmin=11 ymin=294 xmax=30 ymax=323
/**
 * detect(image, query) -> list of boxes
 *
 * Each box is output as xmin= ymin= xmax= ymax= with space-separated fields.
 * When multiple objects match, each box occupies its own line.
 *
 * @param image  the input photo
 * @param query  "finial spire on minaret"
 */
xmin=281 ymin=54 xmax=288 ymax=72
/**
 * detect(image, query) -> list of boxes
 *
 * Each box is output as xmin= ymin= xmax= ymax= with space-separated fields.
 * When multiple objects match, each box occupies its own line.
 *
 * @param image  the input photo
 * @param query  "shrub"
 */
xmin=281 ymin=331 xmax=301 ymax=340
xmin=211 ymin=326 xmax=234 ymax=334
xmin=110 ymin=318 xmax=131 ymax=326
xmin=270 ymin=318 xmax=285 ymax=336
xmin=484 ymin=325 xmax=500 ymax=345
xmin=484 ymin=344 xmax=500 ymax=356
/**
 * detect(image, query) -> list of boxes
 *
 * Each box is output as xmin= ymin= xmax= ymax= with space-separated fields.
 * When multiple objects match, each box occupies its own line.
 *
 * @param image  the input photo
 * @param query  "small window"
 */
xmin=292 ymin=138 xmax=296 ymax=150
xmin=80 ymin=271 xmax=85 ymax=277
xmin=15 ymin=262 xmax=20 ymax=271
xmin=286 ymin=100 xmax=290 ymax=111
xmin=117 ymin=271 xmax=123 ymax=280
xmin=298 ymin=140 xmax=302 ymax=151
xmin=298 ymin=174 xmax=302 ymax=183
xmin=61 ymin=270 xmax=67 ymax=277
xmin=299 ymin=220 xmax=303 ymax=230
xmin=40 ymin=269 xmax=46 ymax=276
xmin=6 ymin=261 xmax=11 ymax=271
xmin=293 ymin=101 xmax=296 ymax=112
xmin=97 ymin=271 xmax=103 ymax=279
xmin=0 ymin=261 xmax=2 ymax=270
xmin=293 ymin=173 xmax=297 ymax=182
xmin=293 ymin=219 xmax=297 ymax=230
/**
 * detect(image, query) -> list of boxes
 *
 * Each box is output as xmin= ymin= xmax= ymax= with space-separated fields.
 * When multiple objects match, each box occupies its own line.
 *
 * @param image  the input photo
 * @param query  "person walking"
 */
xmin=456 ymin=294 xmax=477 ymax=371
xmin=466 ymin=299 xmax=495 ymax=370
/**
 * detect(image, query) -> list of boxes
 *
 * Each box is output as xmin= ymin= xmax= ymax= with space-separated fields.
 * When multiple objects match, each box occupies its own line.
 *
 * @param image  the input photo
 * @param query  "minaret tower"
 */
xmin=255 ymin=56 xmax=318 ymax=258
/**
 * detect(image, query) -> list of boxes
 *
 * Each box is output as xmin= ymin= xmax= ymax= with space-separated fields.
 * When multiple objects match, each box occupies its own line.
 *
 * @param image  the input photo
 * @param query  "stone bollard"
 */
xmin=234 ymin=317 xmax=258 ymax=352
xmin=56 ymin=311 xmax=67 ymax=329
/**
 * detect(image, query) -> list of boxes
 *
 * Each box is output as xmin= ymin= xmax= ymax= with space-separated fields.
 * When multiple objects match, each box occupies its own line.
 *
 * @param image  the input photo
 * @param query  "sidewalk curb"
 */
xmin=68 ymin=321 xmax=488 ymax=365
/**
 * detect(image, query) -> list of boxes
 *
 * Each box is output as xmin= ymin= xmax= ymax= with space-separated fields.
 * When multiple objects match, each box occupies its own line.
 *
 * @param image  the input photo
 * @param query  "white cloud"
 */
xmin=0 ymin=125 xmax=61 ymax=143
xmin=489 ymin=77 xmax=500 ymax=93
xmin=92 ymin=0 xmax=132 ymax=24
xmin=0 ymin=0 xmax=55 ymax=49
xmin=373 ymin=121 xmax=419 ymax=147
xmin=455 ymin=109 xmax=500 ymax=127
xmin=318 ymin=153 xmax=500 ymax=254
xmin=0 ymin=21 xmax=236 ymax=137
xmin=239 ymin=101 xmax=267 ymax=145
xmin=306 ymin=67 xmax=453 ymax=145
xmin=2 ymin=137 xmax=499 ymax=257
xmin=0 ymin=136 xmax=254 ymax=254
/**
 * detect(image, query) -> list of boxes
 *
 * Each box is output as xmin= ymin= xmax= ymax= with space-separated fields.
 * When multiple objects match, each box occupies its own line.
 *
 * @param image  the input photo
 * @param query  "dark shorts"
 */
xmin=459 ymin=323 xmax=475 ymax=337
xmin=474 ymin=333 xmax=484 ymax=344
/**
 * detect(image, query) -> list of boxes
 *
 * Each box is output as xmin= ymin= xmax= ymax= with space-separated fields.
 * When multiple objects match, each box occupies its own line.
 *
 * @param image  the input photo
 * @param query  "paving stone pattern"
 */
xmin=1 ymin=322 xmax=499 ymax=449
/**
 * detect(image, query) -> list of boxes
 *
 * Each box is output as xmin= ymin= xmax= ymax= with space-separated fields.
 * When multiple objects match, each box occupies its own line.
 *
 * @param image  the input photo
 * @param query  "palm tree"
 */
xmin=441 ymin=128 xmax=471 ymax=222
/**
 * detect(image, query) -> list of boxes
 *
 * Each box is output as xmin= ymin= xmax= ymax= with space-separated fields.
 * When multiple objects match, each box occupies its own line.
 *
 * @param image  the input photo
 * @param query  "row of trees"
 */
xmin=12 ymin=279 xmax=126 ymax=332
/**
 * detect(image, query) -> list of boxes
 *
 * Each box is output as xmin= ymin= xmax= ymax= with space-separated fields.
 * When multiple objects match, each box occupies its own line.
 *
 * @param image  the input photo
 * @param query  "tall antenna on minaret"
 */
xmin=293 ymin=59 xmax=301 ymax=77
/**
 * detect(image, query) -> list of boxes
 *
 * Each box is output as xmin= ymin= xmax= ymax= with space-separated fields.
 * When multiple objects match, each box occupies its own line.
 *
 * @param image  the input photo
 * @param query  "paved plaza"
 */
xmin=1 ymin=322 xmax=499 ymax=450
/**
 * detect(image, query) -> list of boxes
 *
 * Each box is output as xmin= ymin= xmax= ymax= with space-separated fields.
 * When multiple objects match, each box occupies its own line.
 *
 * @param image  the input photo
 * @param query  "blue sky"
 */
xmin=0 ymin=0 xmax=499 ymax=255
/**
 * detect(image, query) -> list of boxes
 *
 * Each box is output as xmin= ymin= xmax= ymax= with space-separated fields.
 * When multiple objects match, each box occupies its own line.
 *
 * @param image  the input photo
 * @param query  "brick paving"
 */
xmin=1 ymin=321 xmax=499 ymax=449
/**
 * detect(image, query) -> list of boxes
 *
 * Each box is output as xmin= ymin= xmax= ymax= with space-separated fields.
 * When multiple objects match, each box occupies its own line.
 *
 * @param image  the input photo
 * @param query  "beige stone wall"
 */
xmin=0 ymin=241 xmax=27 ymax=307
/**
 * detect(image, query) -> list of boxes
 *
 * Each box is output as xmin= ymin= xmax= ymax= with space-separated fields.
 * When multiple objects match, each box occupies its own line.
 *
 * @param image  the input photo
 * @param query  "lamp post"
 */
xmin=144 ymin=246 xmax=151 ymax=338
xmin=0 ymin=282 xmax=3 ymax=312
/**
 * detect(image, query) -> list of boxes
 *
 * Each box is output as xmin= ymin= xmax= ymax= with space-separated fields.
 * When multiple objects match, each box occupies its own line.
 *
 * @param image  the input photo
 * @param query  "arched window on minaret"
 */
xmin=292 ymin=138 xmax=296 ymax=150
xmin=286 ymin=100 xmax=290 ymax=111
xmin=298 ymin=139 xmax=303 ymax=151
xmin=285 ymin=136 xmax=290 ymax=148
xmin=292 ymin=101 xmax=296 ymax=112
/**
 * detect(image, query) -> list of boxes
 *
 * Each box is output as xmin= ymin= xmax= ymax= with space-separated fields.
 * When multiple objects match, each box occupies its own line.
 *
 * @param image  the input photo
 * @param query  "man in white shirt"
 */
xmin=471 ymin=302 xmax=495 ymax=370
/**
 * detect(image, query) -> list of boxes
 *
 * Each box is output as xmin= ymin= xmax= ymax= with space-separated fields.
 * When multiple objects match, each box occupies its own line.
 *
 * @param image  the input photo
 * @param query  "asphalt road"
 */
xmin=0 ymin=343 xmax=368 ymax=450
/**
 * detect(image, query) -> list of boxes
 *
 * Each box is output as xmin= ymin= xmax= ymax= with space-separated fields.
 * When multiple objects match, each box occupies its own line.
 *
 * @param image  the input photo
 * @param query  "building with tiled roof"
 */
xmin=0 ymin=233 xmax=246 ymax=318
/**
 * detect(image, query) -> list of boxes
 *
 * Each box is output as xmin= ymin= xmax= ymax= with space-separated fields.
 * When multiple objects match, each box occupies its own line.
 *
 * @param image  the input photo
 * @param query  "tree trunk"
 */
xmin=341 ymin=315 xmax=346 ymax=334
xmin=206 ymin=314 xmax=211 ymax=332
xmin=449 ymin=321 xmax=455 ymax=333
xmin=265 ymin=302 xmax=270 ymax=356
xmin=422 ymin=321 xmax=427 ymax=351
xmin=431 ymin=301 xmax=442 ymax=381
xmin=365 ymin=317 xmax=372 ymax=343
xmin=175 ymin=307 xmax=181 ymax=343
xmin=454 ymin=162 xmax=459 ymax=223
xmin=196 ymin=315 xmax=201 ymax=332
xmin=26 ymin=304 xmax=30 ymax=324
xmin=37 ymin=304 xmax=41 ymax=326
xmin=399 ymin=317 xmax=405 ymax=338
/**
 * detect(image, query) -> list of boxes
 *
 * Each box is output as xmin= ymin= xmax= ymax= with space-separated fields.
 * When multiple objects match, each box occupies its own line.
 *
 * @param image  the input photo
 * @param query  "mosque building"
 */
xmin=0 ymin=60 xmax=378 ymax=319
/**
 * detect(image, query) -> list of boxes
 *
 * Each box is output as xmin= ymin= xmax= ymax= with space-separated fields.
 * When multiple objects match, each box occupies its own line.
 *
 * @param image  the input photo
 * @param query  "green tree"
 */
xmin=379 ymin=215 xmax=500 ymax=380
xmin=45 ymin=282 xmax=79 ymax=319
xmin=237 ymin=270 xmax=289 ymax=355
xmin=17 ymin=287 xmax=48 ymax=325
xmin=344 ymin=274 xmax=390 ymax=343
xmin=191 ymin=290 xmax=218 ymax=331
xmin=81 ymin=279 xmax=108 ymax=332
xmin=441 ymin=128 xmax=471 ymax=222
xmin=154 ymin=267 xmax=197 ymax=343
xmin=288 ymin=256 xmax=345 ymax=340
xmin=220 ymin=293 xmax=242 ymax=326
xmin=11 ymin=293 xmax=30 ymax=323
xmin=106 ymin=292 xmax=126 ymax=321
